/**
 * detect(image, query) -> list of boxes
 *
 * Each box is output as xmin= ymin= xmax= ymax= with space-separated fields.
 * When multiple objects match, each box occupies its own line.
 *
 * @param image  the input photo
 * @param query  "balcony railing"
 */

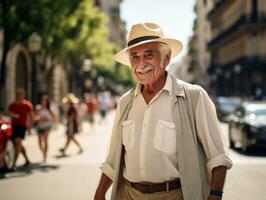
xmin=207 ymin=55 xmax=266 ymax=74
xmin=208 ymin=13 xmax=266 ymax=48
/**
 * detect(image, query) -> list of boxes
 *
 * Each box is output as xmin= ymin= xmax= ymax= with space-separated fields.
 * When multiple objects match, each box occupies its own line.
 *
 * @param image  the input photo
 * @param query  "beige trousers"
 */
xmin=116 ymin=181 xmax=184 ymax=200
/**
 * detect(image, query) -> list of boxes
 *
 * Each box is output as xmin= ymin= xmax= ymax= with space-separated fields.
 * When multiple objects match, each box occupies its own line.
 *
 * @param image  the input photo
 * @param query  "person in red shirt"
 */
xmin=85 ymin=94 xmax=98 ymax=133
xmin=8 ymin=89 xmax=34 ymax=169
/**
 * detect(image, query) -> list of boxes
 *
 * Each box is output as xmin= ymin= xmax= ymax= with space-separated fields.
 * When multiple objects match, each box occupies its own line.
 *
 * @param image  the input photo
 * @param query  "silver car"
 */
xmin=228 ymin=101 xmax=266 ymax=152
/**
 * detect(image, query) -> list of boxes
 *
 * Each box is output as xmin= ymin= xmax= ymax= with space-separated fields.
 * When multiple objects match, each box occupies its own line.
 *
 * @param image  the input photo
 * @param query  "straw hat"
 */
xmin=62 ymin=93 xmax=79 ymax=104
xmin=114 ymin=22 xmax=183 ymax=66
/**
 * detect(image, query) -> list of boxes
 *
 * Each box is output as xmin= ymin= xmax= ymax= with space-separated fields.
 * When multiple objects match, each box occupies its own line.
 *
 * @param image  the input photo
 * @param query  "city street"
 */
xmin=1 ymin=1 xmax=266 ymax=200
xmin=0 ymin=111 xmax=115 ymax=200
xmin=1 ymin=111 xmax=266 ymax=200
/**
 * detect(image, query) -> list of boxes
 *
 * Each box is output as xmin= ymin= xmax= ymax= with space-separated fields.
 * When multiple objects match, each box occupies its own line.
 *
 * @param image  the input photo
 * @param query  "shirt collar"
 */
xmin=134 ymin=83 xmax=141 ymax=98
xmin=163 ymin=73 xmax=172 ymax=96
xmin=134 ymin=72 xmax=173 ymax=98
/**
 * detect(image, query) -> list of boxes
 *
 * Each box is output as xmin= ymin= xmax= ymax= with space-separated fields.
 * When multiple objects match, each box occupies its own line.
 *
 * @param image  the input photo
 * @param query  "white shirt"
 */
xmin=123 ymin=74 xmax=180 ymax=182
xmin=37 ymin=108 xmax=53 ymax=128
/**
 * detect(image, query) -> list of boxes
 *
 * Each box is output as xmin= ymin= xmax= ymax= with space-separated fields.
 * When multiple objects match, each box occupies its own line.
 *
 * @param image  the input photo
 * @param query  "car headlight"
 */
xmin=0 ymin=124 xmax=8 ymax=130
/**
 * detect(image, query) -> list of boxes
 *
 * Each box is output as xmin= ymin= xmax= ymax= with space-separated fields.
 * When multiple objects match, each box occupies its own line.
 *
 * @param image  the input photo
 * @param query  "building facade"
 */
xmin=0 ymin=30 xmax=33 ymax=109
xmin=187 ymin=0 xmax=213 ymax=89
xmin=95 ymin=0 xmax=126 ymax=48
xmin=208 ymin=0 xmax=266 ymax=99
xmin=0 ymin=30 xmax=68 ymax=110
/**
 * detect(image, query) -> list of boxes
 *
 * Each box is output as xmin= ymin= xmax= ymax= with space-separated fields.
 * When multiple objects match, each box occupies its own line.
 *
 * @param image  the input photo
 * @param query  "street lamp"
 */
xmin=83 ymin=58 xmax=92 ymax=72
xmin=28 ymin=32 xmax=42 ymax=105
xmin=82 ymin=58 xmax=92 ymax=93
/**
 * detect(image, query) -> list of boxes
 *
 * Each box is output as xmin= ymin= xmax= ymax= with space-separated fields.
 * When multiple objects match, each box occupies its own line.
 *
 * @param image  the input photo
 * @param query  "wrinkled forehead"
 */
xmin=128 ymin=42 xmax=161 ymax=54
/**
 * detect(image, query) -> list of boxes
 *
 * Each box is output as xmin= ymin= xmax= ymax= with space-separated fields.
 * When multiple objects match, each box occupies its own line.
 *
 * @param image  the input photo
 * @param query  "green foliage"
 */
xmin=0 ymin=0 xmax=135 ymax=88
xmin=0 ymin=0 xmax=117 ymax=72
xmin=57 ymin=0 xmax=116 ymax=70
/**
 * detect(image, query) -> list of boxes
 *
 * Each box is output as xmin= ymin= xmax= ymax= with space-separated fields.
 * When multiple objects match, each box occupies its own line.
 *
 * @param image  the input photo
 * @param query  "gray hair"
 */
xmin=159 ymin=43 xmax=171 ymax=67
xmin=159 ymin=43 xmax=171 ymax=58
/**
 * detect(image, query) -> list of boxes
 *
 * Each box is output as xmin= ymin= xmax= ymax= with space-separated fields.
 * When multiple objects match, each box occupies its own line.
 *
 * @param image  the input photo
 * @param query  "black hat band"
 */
xmin=127 ymin=36 xmax=160 ymax=47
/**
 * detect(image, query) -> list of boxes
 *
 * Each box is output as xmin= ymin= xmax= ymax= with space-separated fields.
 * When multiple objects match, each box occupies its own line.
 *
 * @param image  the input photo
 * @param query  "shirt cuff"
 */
xmin=207 ymin=154 xmax=233 ymax=177
xmin=100 ymin=163 xmax=114 ymax=181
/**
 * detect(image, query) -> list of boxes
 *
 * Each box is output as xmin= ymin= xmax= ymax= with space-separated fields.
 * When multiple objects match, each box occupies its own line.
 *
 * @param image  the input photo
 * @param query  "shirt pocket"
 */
xmin=154 ymin=119 xmax=176 ymax=153
xmin=122 ymin=120 xmax=135 ymax=151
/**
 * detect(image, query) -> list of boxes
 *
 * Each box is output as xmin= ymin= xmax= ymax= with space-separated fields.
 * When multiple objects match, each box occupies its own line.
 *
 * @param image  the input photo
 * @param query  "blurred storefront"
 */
xmin=207 ymin=0 xmax=266 ymax=99
xmin=0 ymin=30 xmax=68 ymax=109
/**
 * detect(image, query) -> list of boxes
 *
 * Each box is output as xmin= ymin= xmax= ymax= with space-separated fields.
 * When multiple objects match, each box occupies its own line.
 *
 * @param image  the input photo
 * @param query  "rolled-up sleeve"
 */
xmin=99 ymin=103 xmax=122 ymax=181
xmin=195 ymin=88 xmax=233 ymax=177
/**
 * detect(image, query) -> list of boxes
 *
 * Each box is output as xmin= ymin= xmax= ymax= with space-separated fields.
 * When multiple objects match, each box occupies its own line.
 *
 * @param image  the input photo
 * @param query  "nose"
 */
xmin=138 ymin=55 xmax=148 ymax=68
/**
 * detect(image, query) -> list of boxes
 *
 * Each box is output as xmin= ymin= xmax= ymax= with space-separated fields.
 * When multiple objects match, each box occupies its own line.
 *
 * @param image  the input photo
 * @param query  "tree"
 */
xmin=57 ymin=0 xmax=116 ymax=70
xmin=0 ymin=0 xmax=78 ymax=83
xmin=0 ymin=0 xmax=119 ymax=95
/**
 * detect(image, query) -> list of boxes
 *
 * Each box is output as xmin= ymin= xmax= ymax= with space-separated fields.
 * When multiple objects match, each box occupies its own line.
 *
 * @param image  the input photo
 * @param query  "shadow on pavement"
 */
xmin=54 ymin=150 xmax=83 ymax=159
xmin=0 ymin=163 xmax=60 ymax=180
xmin=54 ymin=153 xmax=71 ymax=159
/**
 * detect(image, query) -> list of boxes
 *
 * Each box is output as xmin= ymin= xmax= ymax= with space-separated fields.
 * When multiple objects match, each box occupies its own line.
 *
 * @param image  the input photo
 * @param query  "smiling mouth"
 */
xmin=136 ymin=66 xmax=153 ymax=74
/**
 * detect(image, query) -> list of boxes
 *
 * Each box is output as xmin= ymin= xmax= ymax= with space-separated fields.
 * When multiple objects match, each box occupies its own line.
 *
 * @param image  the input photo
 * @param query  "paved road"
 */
xmin=1 ymin=113 xmax=266 ymax=200
xmin=0 ymin=112 xmax=114 ymax=200
xmin=221 ymin=123 xmax=266 ymax=200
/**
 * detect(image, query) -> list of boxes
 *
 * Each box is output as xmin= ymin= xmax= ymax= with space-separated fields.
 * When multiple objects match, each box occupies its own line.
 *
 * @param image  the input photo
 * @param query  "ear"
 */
xmin=163 ymin=51 xmax=171 ymax=67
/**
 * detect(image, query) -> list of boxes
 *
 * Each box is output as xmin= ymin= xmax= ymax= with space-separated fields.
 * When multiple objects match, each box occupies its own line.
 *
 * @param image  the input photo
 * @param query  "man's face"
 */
xmin=16 ymin=91 xmax=25 ymax=101
xmin=129 ymin=42 xmax=168 ymax=85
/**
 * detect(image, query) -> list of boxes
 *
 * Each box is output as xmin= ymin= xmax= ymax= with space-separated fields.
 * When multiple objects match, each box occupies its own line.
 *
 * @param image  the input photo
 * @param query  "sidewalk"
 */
xmin=0 ymin=111 xmax=115 ymax=200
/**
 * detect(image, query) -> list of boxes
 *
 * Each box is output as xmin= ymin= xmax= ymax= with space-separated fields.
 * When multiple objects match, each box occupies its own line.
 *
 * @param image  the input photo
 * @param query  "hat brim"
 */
xmin=62 ymin=97 xmax=79 ymax=104
xmin=114 ymin=38 xmax=183 ymax=66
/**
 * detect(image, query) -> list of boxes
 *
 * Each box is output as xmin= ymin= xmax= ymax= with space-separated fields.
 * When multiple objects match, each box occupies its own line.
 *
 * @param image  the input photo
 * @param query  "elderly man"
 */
xmin=94 ymin=22 xmax=232 ymax=200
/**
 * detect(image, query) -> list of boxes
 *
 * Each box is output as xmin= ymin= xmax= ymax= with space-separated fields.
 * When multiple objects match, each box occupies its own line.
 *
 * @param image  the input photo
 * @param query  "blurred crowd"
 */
xmin=0 ymin=89 xmax=119 ymax=174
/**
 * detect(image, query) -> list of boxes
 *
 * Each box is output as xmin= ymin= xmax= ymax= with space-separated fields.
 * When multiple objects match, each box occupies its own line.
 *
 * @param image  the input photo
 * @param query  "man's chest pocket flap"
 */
xmin=154 ymin=119 xmax=176 ymax=153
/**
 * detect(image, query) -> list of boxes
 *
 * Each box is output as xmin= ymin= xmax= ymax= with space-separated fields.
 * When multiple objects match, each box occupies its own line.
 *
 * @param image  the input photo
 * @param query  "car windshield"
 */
xmin=218 ymin=98 xmax=241 ymax=110
xmin=246 ymin=106 xmax=266 ymax=117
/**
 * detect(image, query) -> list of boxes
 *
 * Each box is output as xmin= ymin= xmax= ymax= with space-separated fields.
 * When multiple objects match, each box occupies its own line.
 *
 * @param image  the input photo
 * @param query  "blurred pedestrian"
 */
xmin=97 ymin=91 xmax=110 ymax=124
xmin=85 ymin=94 xmax=97 ymax=133
xmin=35 ymin=95 xmax=54 ymax=163
xmin=8 ymin=89 xmax=34 ymax=169
xmin=59 ymin=95 xmax=83 ymax=155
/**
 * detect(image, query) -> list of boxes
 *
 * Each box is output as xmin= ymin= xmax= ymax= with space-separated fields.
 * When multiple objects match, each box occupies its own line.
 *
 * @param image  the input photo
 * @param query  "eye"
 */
xmin=130 ymin=54 xmax=140 ymax=61
xmin=144 ymin=51 xmax=156 ymax=59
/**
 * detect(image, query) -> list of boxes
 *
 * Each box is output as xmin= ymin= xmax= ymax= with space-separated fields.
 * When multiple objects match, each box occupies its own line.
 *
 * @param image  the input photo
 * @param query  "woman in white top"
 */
xmin=36 ymin=96 xmax=54 ymax=163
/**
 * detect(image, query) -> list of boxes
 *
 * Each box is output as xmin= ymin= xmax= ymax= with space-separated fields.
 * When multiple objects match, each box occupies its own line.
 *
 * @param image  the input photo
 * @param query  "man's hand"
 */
xmin=94 ymin=193 xmax=106 ymax=200
xmin=9 ymin=112 xmax=19 ymax=119
xmin=208 ymin=166 xmax=227 ymax=200
xmin=207 ymin=195 xmax=222 ymax=200
xmin=94 ymin=173 xmax=112 ymax=200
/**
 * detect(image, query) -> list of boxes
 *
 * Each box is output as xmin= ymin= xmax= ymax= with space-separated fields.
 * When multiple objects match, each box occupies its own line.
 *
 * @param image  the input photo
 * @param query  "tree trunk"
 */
xmin=0 ymin=30 xmax=9 ymax=86
xmin=0 ymin=0 xmax=10 ymax=107
xmin=0 ymin=0 xmax=9 ymax=86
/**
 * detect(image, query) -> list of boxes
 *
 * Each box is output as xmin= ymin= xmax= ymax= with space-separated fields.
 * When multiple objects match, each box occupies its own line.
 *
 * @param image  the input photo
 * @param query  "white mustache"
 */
xmin=136 ymin=65 xmax=154 ymax=73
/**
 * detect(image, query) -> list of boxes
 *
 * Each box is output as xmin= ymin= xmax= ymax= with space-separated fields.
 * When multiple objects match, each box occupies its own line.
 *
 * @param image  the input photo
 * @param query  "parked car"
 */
xmin=214 ymin=97 xmax=242 ymax=122
xmin=228 ymin=101 xmax=266 ymax=152
xmin=0 ymin=119 xmax=14 ymax=173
